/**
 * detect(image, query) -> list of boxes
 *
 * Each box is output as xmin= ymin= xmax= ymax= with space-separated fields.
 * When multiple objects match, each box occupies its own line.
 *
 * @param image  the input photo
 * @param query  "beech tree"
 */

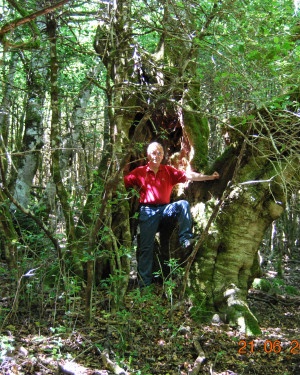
xmin=0 ymin=0 xmax=299 ymax=330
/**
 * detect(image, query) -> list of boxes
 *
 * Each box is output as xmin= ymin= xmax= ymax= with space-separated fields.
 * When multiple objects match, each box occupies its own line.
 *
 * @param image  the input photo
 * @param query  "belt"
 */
xmin=139 ymin=203 xmax=167 ymax=208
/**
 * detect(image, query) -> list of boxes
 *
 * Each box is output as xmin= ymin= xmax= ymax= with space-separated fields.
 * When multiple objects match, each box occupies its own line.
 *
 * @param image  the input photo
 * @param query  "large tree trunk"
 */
xmin=187 ymin=165 xmax=283 ymax=334
xmin=183 ymin=99 xmax=299 ymax=334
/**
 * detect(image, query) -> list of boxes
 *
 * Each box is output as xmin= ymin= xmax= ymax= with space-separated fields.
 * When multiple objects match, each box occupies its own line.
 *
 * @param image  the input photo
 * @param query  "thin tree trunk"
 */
xmin=0 ymin=52 xmax=19 ymax=269
xmin=12 ymin=53 xmax=46 ymax=208
xmin=46 ymin=13 xmax=80 ymax=273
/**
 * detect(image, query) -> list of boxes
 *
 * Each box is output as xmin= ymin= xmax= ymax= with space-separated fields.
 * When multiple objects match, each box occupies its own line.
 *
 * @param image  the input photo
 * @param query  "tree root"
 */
xmin=101 ymin=349 xmax=128 ymax=375
xmin=224 ymin=284 xmax=261 ymax=335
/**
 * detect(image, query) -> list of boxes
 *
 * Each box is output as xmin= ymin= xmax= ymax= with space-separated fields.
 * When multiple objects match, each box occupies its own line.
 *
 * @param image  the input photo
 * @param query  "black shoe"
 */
xmin=182 ymin=236 xmax=200 ymax=249
xmin=181 ymin=236 xmax=200 ymax=254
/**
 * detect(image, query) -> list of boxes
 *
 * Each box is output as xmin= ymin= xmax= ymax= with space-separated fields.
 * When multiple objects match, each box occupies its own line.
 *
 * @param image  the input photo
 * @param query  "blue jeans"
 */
xmin=138 ymin=200 xmax=193 ymax=287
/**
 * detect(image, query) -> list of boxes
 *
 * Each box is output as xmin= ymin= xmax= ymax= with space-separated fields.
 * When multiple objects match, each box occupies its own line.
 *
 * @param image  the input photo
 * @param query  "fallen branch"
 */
xmin=189 ymin=337 xmax=207 ymax=375
xmin=249 ymin=289 xmax=300 ymax=306
xmin=58 ymin=361 xmax=88 ymax=374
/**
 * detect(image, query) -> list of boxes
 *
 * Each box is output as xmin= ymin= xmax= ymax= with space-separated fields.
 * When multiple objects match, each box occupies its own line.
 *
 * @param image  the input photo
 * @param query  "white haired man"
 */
xmin=124 ymin=142 xmax=219 ymax=288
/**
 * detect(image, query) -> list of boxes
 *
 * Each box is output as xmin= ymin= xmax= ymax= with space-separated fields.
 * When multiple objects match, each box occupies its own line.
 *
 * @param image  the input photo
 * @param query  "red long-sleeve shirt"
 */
xmin=124 ymin=163 xmax=187 ymax=204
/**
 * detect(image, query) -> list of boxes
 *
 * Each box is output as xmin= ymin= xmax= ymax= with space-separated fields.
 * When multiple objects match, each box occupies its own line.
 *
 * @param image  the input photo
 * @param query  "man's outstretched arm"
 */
xmin=185 ymin=171 xmax=219 ymax=181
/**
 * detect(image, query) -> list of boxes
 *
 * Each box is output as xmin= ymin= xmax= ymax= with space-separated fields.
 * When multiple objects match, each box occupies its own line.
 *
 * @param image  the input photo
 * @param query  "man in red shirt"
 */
xmin=124 ymin=142 xmax=219 ymax=288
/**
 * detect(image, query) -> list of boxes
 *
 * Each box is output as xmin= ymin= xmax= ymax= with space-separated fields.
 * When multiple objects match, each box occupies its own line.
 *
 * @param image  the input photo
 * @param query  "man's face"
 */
xmin=148 ymin=146 xmax=164 ymax=166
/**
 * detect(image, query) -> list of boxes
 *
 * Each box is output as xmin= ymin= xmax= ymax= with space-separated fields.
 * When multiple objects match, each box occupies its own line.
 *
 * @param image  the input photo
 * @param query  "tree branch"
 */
xmin=0 ymin=0 xmax=73 ymax=38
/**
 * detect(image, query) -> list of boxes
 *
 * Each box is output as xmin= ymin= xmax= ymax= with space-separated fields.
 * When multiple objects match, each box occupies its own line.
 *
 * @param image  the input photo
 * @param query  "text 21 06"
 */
xmin=238 ymin=340 xmax=300 ymax=354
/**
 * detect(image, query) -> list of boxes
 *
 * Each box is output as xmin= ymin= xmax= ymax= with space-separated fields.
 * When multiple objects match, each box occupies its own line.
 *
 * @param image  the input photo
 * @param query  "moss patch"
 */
xmin=183 ymin=111 xmax=209 ymax=170
xmin=252 ymin=278 xmax=273 ymax=292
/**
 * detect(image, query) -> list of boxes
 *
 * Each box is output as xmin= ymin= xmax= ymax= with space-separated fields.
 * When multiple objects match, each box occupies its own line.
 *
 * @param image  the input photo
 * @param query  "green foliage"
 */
xmin=194 ymin=0 xmax=299 ymax=119
xmin=101 ymin=269 xmax=130 ymax=311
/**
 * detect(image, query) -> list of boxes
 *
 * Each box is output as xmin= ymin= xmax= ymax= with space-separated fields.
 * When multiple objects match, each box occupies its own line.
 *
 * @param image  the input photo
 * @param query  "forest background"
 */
xmin=0 ymin=0 xmax=299 ymax=374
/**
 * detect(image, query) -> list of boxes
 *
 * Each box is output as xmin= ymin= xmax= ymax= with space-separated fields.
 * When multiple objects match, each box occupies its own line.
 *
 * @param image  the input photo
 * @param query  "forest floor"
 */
xmin=1 ymin=255 xmax=300 ymax=375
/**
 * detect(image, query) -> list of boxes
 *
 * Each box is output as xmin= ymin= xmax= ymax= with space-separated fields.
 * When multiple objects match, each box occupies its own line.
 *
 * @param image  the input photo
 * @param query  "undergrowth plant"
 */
xmin=154 ymin=258 xmax=183 ymax=306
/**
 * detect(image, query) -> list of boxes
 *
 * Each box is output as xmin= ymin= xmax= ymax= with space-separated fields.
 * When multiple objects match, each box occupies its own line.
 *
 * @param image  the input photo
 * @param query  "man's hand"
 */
xmin=211 ymin=171 xmax=219 ymax=180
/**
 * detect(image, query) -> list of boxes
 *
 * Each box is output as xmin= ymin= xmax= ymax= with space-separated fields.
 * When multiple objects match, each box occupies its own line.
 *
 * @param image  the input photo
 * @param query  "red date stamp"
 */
xmin=239 ymin=340 xmax=300 ymax=354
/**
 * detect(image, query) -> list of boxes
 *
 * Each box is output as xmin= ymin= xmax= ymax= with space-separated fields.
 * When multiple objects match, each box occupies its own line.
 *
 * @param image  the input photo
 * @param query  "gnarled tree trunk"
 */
xmin=183 ymin=98 xmax=299 ymax=334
